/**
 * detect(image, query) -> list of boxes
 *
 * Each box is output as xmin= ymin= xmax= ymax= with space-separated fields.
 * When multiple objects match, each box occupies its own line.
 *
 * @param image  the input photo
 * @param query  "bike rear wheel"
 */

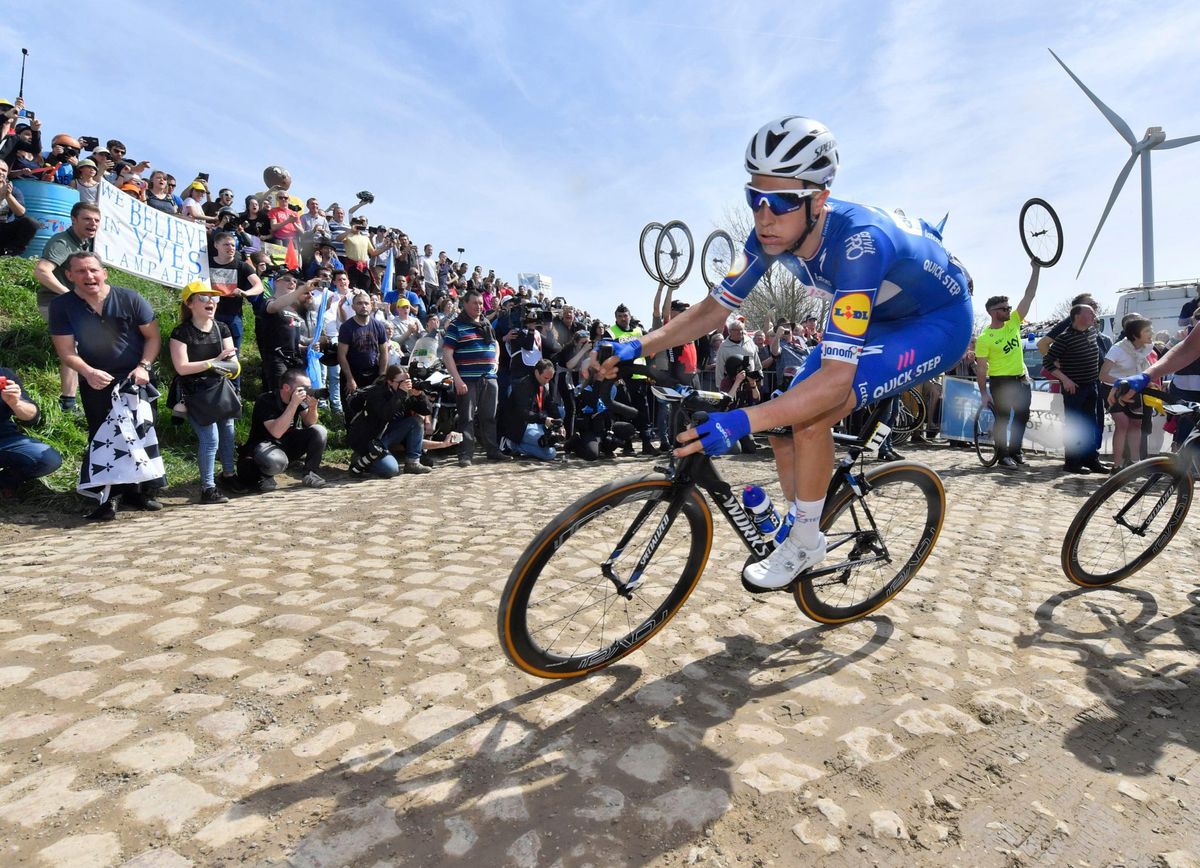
xmin=794 ymin=461 xmax=945 ymax=623
xmin=1061 ymin=456 xmax=1193 ymax=587
xmin=974 ymin=406 xmax=998 ymax=466
xmin=890 ymin=389 xmax=926 ymax=445
xmin=499 ymin=475 xmax=713 ymax=678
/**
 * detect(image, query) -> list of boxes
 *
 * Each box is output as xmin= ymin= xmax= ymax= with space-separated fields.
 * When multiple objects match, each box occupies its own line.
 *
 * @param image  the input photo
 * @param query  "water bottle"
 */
xmin=742 ymin=485 xmax=781 ymax=537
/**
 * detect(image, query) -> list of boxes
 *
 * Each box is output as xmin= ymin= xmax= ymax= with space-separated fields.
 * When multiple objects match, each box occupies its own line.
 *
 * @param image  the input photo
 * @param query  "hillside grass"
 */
xmin=0 ymin=257 xmax=350 ymax=510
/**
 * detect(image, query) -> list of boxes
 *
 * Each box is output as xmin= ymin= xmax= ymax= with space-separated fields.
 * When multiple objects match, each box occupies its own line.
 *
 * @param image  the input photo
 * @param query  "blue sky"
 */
xmin=3 ymin=1 xmax=1198 ymax=324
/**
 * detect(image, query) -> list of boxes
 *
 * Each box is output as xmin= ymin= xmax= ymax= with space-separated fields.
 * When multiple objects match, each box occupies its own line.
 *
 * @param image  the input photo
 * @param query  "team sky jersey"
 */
xmin=711 ymin=198 xmax=969 ymax=366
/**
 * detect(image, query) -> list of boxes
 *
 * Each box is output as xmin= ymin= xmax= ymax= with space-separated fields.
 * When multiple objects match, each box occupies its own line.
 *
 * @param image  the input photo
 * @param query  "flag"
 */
xmin=285 ymin=238 xmax=300 ymax=271
xmin=306 ymin=286 xmax=331 ymax=389
xmin=381 ymin=248 xmax=398 ymax=304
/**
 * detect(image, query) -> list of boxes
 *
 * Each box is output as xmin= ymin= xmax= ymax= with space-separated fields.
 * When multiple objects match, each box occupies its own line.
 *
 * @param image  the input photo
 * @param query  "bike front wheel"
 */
xmin=499 ymin=475 xmax=713 ymax=678
xmin=795 ymin=461 xmax=945 ymax=623
xmin=1061 ymin=456 xmax=1193 ymax=587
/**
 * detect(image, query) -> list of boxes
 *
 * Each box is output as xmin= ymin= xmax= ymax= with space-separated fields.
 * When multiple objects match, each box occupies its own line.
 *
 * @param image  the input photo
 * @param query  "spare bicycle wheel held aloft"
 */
xmin=638 ymin=220 xmax=694 ymax=287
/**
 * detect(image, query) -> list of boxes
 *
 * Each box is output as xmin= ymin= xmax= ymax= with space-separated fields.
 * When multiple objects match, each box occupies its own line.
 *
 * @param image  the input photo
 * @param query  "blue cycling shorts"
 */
xmin=790 ymin=296 xmax=973 ymax=408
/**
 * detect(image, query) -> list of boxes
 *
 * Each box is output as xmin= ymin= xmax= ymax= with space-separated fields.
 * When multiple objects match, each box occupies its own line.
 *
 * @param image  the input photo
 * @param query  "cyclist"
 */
xmin=600 ymin=116 xmax=973 ymax=589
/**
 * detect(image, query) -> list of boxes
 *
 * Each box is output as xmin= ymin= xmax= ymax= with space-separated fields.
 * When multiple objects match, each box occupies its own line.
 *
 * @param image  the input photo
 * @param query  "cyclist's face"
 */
xmin=749 ymin=174 xmax=828 ymax=254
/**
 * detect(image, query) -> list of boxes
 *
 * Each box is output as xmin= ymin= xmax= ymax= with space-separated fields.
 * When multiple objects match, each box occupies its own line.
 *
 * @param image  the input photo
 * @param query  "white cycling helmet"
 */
xmin=745 ymin=116 xmax=839 ymax=187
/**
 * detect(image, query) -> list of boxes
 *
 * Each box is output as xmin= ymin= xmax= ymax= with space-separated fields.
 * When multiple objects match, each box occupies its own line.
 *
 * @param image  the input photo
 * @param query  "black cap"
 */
xmin=670 ymin=299 xmax=690 ymax=312
xmin=615 ymin=303 xmax=630 ymax=314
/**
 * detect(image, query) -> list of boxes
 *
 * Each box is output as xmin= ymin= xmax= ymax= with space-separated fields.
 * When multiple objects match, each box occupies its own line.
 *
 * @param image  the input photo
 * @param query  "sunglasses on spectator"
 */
xmin=745 ymin=185 xmax=824 ymax=215
xmin=989 ymin=305 xmax=1012 ymax=313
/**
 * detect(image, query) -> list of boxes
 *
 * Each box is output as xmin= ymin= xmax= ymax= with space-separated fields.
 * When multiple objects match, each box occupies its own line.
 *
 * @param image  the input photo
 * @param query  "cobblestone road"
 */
xmin=1 ymin=446 xmax=1198 ymax=867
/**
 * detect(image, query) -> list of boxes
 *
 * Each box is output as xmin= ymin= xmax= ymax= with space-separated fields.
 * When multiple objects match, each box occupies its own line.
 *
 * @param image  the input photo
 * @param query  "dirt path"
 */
xmin=0 ymin=447 xmax=1197 ymax=867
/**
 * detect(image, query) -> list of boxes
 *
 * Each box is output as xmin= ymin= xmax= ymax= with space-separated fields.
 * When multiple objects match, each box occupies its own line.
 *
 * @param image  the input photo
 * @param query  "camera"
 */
xmin=307 ymin=387 xmax=330 ymax=401
xmin=538 ymin=418 xmax=565 ymax=448
xmin=79 ymin=136 xmax=99 ymax=151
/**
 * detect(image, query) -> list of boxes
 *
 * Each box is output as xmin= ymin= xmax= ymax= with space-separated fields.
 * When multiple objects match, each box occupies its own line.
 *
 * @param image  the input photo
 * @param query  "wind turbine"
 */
xmin=1050 ymin=48 xmax=1200 ymax=285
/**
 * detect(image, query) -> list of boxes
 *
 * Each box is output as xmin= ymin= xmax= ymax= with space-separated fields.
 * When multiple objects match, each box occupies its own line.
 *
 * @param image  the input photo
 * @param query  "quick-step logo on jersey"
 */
xmin=828 ymin=291 xmax=873 ymax=338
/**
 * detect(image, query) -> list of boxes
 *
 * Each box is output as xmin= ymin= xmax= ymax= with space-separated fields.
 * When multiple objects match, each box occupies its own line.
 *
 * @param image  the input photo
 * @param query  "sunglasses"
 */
xmin=745 ymin=185 xmax=823 ymax=216
xmin=990 ymin=305 xmax=1012 ymax=313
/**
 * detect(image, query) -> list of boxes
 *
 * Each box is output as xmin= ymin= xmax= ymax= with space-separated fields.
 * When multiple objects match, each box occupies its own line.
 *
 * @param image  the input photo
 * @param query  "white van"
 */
xmin=1113 ymin=281 xmax=1198 ymax=340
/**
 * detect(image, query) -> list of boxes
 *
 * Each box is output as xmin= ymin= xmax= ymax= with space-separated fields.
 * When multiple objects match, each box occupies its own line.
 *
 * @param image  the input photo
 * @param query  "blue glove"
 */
xmin=613 ymin=339 xmax=642 ymax=362
xmin=1118 ymin=373 xmax=1150 ymax=394
xmin=694 ymin=409 xmax=751 ymax=456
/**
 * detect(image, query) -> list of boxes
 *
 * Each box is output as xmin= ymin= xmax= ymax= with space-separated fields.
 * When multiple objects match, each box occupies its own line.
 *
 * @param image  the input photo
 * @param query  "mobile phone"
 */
xmin=197 ymin=172 xmax=210 ymax=182
xmin=17 ymin=108 xmax=34 ymax=121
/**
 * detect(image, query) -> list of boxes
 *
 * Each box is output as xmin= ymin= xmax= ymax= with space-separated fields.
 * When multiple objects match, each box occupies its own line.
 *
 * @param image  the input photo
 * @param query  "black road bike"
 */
xmin=1062 ymin=387 xmax=1200 ymax=587
xmin=498 ymin=369 xmax=948 ymax=678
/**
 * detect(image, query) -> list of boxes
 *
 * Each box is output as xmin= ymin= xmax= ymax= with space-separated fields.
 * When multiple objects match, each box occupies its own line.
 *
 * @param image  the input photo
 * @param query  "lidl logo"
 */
xmin=830 ymin=292 xmax=872 ymax=337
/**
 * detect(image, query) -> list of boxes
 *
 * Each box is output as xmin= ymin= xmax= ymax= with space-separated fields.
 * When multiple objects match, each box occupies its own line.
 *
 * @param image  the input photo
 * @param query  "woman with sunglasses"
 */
xmin=600 ymin=115 xmax=974 ymax=590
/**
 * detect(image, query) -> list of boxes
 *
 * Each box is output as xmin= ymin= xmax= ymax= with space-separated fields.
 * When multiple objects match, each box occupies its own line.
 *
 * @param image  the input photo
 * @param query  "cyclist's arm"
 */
xmin=611 ymin=295 xmax=729 ymax=362
xmin=1014 ymin=262 xmax=1042 ymax=321
xmin=1144 ymin=322 xmax=1200 ymax=381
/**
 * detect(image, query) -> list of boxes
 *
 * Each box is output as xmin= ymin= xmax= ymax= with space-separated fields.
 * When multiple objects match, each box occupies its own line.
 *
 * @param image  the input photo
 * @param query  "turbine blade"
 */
xmin=1077 ymin=151 xmax=1139 ymax=279
xmin=1156 ymin=133 xmax=1200 ymax=150
xmin=1048 ymin=48 xmax=1137 ymax=146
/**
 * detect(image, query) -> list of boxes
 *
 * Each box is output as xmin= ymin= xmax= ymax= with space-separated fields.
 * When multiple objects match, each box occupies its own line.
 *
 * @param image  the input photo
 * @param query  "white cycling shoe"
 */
xmin=742 ymin=533 xmax=827 ymax=590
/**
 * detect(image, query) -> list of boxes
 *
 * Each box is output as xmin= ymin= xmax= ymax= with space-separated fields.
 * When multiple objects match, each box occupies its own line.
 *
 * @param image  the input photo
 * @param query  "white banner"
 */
xmin=96 ymin=181 xmax=209 ymax=288
xmin=940 ymin=376 xmax=1168 ymax=455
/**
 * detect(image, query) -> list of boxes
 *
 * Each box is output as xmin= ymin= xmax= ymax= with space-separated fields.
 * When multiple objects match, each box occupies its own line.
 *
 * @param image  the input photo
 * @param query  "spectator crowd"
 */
xmin=3 ymin=94 xmax=1200 ymax=519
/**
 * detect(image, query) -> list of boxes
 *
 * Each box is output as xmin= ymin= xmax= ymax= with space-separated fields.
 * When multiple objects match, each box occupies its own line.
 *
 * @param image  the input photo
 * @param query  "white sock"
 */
xmin=789 ymin=498 xmax=825 ymax=549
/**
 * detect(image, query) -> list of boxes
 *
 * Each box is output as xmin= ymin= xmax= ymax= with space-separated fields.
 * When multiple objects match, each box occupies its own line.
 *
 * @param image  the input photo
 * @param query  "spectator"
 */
xmin=502 ymin=359 xmax=561 ymax=461
xmin=337 ymin=290 xmax=389 ymax=409
xmin=443 ymin=289 xmax=509 ymax=466
xmin=34 ymin=201 xmax=101 ymax=412
xmin=237 ymin=368 xmax=327 ymax=491
xmin=1100 ymin=316 xmax=1154 ymax=469
xmin=419 ymin=243 xmax=439 ymax=301
xmin=257 ymin=271 xmax=315 ymax=394
xmin=800 ymin=315 xmax=821 ymax=347
xmin=267 ymin=189 xmax=301 ymax=246
xmin=608 ymin=303 xmax=658 ymax=454
xmin=70 ymin=158 xmax=101 ymax=205
xmin=346 ymin=365 xmax=439 ymax=477
xmin=769 ymin=323 xmax=809 ymax=381
xmin=339 ymin=216 xmax=390 ymax=291
xmin=1044 ymin=304 xmax=1107 ymax=474
xmin=715 ymin=318 xmax=761 ymax=379
xmin=570 ymin=374 xmax=639 ymax=460
xmin=4 ymin=120 xmax=43 ymax=178
xmin=301 ymin=197 xmax=329 ymax=238
xmin=388 ymin=298 xmax=422 ymax=356
xmin=168 ymin=283 xmax=242 ymax=503
xmin=180 ymin=180 xmax=211 ymax=223
xmin=1177 ymin=287 xmax=1199 ymax=329
xmin=975 ymin=263 xmax=1042 ymax=469
xmin=241 ymin=195 xmax=271 ymax=241
xmin=145 ymin=171 xmax=179 ymax=214
xmin=305 ymin=238 xmax=343 ymax=278
xmin=0 ymin=162 xmax=38 ymax=256
xmin=48 ymin=252 xmax=163 ymax=520
xmin=208 ymin=231 xmax=264 ymax=362
xmin=203 ymin=188 xmax=235 ymax=219
xmin=0 ymin=366 xmax=63 ymax=498
xmin=718 ymin=355 xmax=764 ymax=454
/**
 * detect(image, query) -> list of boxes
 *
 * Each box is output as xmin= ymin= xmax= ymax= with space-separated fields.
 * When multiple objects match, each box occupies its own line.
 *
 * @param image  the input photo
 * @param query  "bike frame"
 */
xmin=602 ymin=391 xmax=899 ymax=597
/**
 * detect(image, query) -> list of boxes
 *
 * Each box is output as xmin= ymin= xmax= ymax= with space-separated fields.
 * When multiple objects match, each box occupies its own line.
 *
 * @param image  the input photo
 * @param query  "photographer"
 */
xmin=257 ymin=271 xmax=316 ymax=394
xmin=503 ymin=359 xmax=561 ymax=461
xmin=507 ymin=307 xmax=549 ymax=383
xmin=346 ymin=365 xmax=441 ymax=477
xmin=237 ymin=368 xmax=327 ymax=491
xmin=570 ymin=369 xmax=639 ymax=461
xmin=559 ymin=327 xmax=593 ymax=436
xmin=0 ymin=366 xmax=62 ymax=498
xmin=719 ymin=355 xmax=763 ymax=454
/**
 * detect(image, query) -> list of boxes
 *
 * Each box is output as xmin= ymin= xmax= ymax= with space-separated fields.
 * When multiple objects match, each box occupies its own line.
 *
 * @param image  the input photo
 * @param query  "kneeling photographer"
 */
xmin=569 ymin=370 xmax=639 ymax=461
xmin=719 ymin=355 xmax=763 ymax=454
xmin=347 ymin=365 xmax=457 ymax=477
xmin=502 ymin=359 xmax=562 ymax=461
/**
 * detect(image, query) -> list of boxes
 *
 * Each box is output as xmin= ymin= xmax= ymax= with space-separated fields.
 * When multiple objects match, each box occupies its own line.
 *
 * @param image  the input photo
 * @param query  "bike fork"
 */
xmin=601 ymin=487 xmax=691 ymax=597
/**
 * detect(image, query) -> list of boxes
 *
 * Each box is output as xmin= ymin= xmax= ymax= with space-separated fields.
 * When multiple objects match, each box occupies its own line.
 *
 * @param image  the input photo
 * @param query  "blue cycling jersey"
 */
xmin=711 ymin=198 xmax=970 ymax=366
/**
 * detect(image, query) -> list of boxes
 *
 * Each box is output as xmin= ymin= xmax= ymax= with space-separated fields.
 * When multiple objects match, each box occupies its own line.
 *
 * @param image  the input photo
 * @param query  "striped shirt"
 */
xmin=444 ymin=315 xmax=498 ymax=380
xmin=1044 ymin=326 xmax=1101 ymax=384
